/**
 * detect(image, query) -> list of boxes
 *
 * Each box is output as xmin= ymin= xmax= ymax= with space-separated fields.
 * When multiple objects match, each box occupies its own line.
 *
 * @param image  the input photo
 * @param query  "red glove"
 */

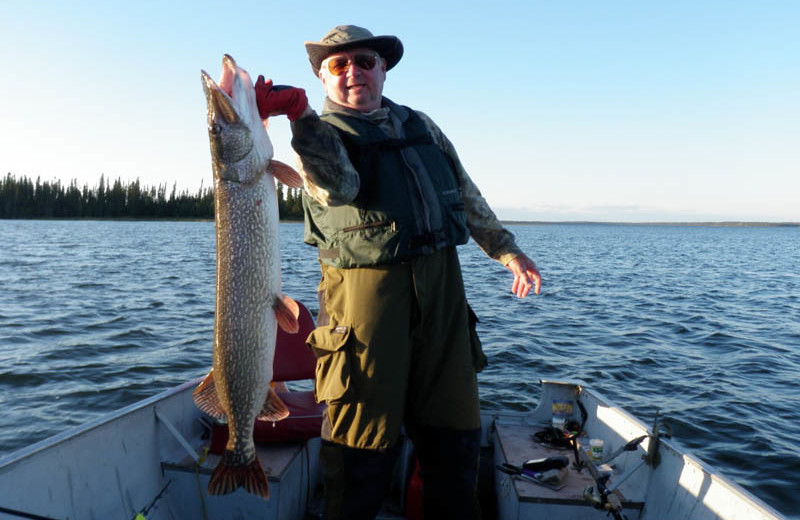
xmin=255 ymin=75 xmax=308 ymax=121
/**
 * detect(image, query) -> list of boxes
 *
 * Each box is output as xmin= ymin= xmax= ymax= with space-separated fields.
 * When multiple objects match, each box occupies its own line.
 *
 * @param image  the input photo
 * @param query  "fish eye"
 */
xmin=211 ymin=123 xmax=222 ymax=135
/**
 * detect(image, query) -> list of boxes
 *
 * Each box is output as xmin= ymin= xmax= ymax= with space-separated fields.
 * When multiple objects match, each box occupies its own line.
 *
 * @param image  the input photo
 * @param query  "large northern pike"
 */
xmin=194 ymin=54 xmax=303 ymax=499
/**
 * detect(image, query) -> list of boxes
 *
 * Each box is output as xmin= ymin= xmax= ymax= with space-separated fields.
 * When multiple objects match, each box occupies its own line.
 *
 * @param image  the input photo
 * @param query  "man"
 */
xmin=256 ymin=25 xmax=541 ymax=520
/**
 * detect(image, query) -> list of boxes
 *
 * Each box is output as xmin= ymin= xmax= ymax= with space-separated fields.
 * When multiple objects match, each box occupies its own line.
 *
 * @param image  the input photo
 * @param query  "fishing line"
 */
xmin=0 ymin=505 xmax=63 ymax=520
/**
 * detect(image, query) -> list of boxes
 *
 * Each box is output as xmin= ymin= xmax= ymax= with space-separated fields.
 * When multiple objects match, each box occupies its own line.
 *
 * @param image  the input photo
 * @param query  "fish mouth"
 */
xmin=220 ymin=54 xmax=237 ymax=95
xmin=201 ymin=58 xmax=239 ymax=124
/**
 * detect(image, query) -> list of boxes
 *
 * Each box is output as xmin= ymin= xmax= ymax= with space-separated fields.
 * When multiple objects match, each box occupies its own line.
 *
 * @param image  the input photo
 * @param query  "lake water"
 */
xmin=1 ymin=220 xmax=798 ymax=518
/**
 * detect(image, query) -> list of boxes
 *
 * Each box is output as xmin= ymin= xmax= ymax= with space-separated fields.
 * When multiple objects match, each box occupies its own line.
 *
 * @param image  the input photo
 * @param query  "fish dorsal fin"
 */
xmin=192 ymin=370 xmax=227 ymax=421
xmin=274 ymin=294 xmax=300 ymax=333
xmin=269 ymin=160 xmax=304 ymax=189
xmin=257 ymin=387 xmax=290 ymax=422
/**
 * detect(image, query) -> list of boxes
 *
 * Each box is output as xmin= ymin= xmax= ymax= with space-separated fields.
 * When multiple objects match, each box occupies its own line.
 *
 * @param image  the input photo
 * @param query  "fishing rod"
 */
xmin=580 ymin=412 xmax=672 ymax=520
xmin=0 ymin=505 xmax=63 ymax=520
xmin=580 ymin=446 xmax=630 ymax=520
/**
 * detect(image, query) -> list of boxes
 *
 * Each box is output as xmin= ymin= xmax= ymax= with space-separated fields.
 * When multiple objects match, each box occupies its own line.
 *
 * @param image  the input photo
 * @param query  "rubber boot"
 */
xmin=320 ymin=440 xmax=401 ymax=520
xmin=412 ymin=425 xmax=482 ymax=520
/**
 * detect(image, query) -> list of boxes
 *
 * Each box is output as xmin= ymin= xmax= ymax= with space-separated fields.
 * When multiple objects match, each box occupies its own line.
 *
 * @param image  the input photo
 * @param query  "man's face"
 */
xmin=319 ymin=47 xmax=387 ymax=112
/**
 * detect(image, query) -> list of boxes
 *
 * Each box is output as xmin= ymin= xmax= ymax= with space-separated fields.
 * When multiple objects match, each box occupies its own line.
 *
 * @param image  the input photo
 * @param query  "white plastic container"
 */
xmin=589 ymin=438 xmax=604 ymax=462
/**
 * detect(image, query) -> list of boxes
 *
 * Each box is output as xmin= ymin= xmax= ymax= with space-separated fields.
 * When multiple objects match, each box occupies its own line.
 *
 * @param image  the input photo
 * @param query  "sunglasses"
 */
xmin=324 ymin=53 xmax=380 ymax=76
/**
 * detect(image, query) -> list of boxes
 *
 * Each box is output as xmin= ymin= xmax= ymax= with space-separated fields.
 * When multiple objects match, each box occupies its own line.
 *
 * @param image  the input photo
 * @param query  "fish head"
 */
xmin=202 ymin=55 xmax=274 ymax=183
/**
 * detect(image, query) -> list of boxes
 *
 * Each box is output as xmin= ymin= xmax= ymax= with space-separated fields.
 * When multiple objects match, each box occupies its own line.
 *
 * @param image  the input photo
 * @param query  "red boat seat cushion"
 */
xmin=273 ymin=302 xmax=317 ymax=382
xmin=209 ymin=391 xmax=325 ymax=453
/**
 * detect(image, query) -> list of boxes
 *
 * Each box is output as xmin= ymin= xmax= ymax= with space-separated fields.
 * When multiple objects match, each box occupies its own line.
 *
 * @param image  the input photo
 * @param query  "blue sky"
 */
xmin=1 ymin=1 xmax=798 ymax=222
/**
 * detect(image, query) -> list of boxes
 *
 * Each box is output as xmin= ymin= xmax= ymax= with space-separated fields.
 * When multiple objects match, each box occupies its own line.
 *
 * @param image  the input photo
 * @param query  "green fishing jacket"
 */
xmin=302 ymin=106 xmax=470 ymax=268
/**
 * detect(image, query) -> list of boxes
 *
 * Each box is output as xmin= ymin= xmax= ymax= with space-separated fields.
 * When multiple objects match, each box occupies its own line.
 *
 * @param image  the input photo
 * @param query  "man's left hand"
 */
xmin=255 ymin=75 xmax=308 ymax=121
xmin=505 ymin=254 xmax=541 ymax=298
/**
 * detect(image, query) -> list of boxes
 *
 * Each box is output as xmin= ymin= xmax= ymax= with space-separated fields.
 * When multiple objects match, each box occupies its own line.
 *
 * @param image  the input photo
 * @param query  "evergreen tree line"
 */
xmin=0 ymin=173 xmax=304 ymax=220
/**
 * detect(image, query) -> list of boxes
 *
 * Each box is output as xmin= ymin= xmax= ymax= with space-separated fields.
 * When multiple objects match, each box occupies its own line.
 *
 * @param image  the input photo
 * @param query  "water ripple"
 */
xmin=1 ymin=221 xmax=798 ymax=517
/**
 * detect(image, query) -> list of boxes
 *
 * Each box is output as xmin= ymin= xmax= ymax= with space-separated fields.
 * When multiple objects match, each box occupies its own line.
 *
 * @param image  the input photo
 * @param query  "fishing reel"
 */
xmin=583 ymin=476 xmax=626 ymax=519
xmin=582 ymin=411 xmax=670 ymax=520
xmin=583 ymin=482 xmax=622 ymax=508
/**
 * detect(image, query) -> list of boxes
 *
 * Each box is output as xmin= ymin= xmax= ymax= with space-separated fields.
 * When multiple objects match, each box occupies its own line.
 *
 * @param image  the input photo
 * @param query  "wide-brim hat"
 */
xmin=305 ymin=25 xmax=403 ymax=75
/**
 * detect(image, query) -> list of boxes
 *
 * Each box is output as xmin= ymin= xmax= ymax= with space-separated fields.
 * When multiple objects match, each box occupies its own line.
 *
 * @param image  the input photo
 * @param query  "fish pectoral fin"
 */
xmin=257 ymin=387 xmax=290 ymax=422
xmin=269 ymin=160 xmax=304 ymax=189
xmin=274 ymin=294 xmax=300 ymax=334
xmin=193 ymin=370 xmax=228 ymax=421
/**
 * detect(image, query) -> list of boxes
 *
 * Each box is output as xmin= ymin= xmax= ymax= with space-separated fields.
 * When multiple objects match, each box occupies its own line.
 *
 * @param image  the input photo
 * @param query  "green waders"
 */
xmin=307 ymin=247 xmax=483 ymax=519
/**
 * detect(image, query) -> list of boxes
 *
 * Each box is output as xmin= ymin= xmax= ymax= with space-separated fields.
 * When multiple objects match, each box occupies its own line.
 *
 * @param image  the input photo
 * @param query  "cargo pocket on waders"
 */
xmin=467 ymin=304 xmax=488 ymax=373
xmin=307 ymin=324 xmax=353 ymax=402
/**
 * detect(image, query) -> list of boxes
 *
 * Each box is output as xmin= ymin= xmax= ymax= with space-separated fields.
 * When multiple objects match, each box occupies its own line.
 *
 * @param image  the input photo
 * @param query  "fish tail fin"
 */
xmin=208 ymin=453 xmax=270 ymax=499
xmin=274 ymin=294 xmax=300 ymax=333
xmin=193 ymin=370 xmax=227 ymax=421
xmin=258 ymin=387 xmax=290 ymax=422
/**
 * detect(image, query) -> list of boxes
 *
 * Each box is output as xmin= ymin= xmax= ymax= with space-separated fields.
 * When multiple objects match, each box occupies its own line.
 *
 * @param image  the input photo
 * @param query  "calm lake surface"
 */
xmin=1 ymin=220 xmax=798 ymax=518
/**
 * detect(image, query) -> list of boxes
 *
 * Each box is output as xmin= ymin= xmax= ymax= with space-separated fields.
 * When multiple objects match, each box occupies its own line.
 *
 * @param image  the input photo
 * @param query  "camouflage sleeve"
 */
xmin=289 ymin=111 xmax=360 ymax=207
xmin=416 ymin=111 xmax=524 ymax=266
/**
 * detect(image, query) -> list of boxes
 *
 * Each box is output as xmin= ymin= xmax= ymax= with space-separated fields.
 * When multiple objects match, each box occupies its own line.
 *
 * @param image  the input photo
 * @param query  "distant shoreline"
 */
xmin=500 ymin=220 xmax=799 ymax=227
xmin=2 ymin=217 xmax=797 ymax=227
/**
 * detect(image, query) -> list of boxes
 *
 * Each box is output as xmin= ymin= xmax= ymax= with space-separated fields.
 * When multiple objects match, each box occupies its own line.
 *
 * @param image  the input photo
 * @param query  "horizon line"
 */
xmin=499 ymin=220 xmax=799 ymax=227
